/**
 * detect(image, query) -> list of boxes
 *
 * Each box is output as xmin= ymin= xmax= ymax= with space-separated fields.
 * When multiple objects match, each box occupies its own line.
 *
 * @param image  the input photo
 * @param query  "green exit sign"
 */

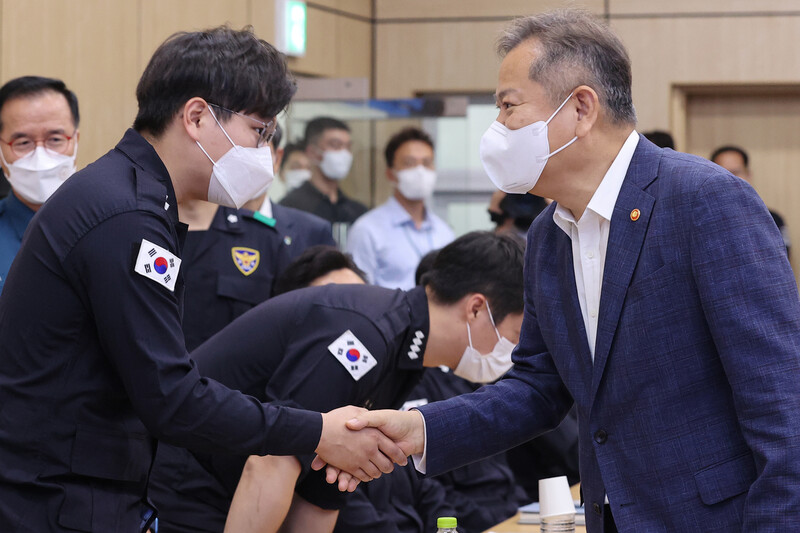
xmin=285 ymin=1 xmax=307 ymax=56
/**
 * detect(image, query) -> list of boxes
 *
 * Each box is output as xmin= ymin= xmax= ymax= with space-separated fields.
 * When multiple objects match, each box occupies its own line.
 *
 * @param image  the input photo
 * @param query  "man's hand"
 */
xmin=345 ymin=409 xmax=426 ymax=456
xmin=314 ymin=406 xmax=408 ymax=483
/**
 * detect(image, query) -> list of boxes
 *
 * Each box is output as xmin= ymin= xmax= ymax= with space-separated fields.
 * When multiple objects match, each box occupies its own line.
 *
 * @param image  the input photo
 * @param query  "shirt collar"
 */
xmin=387 ymin=195 xmax=432 ymax=229
xmin=553 ymin=129 xmax=639 ymax=230
xmin=259 ymin=197 xmax=273 ymax=219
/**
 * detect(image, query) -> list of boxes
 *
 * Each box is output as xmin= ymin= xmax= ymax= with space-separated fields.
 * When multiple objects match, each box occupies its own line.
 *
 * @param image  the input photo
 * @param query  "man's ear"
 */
xmin=573 ymin=85 xmax=600 ymax=138
xmin=386 ymin=167 xmax=398 ymax=184
xmin=465 ymin=293 xmax=487 ymax=322
xmin=181 ymin=97 xmax=209 ymax=142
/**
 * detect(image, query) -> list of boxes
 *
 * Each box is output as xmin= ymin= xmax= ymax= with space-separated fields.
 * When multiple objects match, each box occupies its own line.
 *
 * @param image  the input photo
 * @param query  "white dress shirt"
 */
xmin=552 ymin=130 xmax=639 ymax=360
xmin=413 ymin=130 xmax=640 ymax=474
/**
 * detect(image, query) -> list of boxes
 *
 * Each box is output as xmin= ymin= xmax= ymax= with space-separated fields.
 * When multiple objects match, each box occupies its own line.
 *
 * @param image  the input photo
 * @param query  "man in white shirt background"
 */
xmin=347 ymin=127 xmax=454 ymax=290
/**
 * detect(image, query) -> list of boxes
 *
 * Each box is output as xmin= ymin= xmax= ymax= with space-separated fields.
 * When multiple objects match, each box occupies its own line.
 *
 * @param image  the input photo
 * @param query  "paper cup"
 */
xmin=538 ymin=476 xmax=575 ymax=518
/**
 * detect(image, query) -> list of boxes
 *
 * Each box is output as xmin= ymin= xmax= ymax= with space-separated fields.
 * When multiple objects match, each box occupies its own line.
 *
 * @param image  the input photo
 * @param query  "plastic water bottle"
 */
xmin=541 ymin=513 xmax=575 ymax=532
xmin=436 ymin=516 xmax=457 ymax=532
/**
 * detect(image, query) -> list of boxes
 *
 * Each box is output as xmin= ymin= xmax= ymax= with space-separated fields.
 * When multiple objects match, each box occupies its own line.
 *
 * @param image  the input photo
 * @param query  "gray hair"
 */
xmin=498 ymin=9 xmax=636 ymax=125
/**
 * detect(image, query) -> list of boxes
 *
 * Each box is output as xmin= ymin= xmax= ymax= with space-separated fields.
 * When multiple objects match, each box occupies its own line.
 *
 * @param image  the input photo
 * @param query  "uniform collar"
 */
xmin=397 ymin=285 xmax=430 ymax=370
xmin=2 ymin=192 xmax=35 ymax=240
xmin=387 ymin=196 xmax=432 ymax=229
xmin=114 ymin=129 xmax=180 ymax=227
xmin=210 ymin=205 xmax=247 ymax=234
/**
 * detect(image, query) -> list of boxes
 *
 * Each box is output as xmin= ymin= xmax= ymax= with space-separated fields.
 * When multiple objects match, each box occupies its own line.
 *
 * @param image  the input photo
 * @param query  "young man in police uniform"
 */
xmin=0 ymin=27 xmax=404 ymax=533
xmin=179 ymin=125 xmax=335 ymax=351
xmin=149 ymin=231 xmax=524 ymax=533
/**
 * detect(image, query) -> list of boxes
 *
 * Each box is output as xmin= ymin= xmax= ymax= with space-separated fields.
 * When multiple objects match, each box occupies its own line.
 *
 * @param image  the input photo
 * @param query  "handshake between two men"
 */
xmin=314 ymin=406 xmax=426 ymax=492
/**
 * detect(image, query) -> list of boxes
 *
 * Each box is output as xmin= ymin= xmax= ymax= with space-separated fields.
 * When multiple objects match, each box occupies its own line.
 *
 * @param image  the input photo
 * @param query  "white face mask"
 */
xmin=395 ymin=165 xmax=437 ymax=200
xmin=1 ymin=144 xmax=77 ymax=205
xmin=318 ymin=149 xmax=353 ymax=180
xmin=479 ymin=92 xmax=577 ymax=194
xmin=196 ymin=106 xmax=274 ymax=209
xmin=454 ymin=301 xmax=516 ymax=383
xmin=283 ymin=168 xmax=311 ymax=190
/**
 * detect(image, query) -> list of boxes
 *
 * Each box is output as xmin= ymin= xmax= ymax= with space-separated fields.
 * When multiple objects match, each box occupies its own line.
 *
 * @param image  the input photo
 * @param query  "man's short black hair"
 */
xmin=710 ymin=145 xmax=749 ymax=167
xmin=643 ymin=130 xmax=674 ymax=149
xmin=133 ymin=26 xmax=296 ymax=137
xmin=422 ymin=232 xmax=524 ymax=324
xmin=273 ymin=245 xmax=366 ymax=295
xmin=280 ymin=142 xmax=306 ymax=171
xmin=415 ymin=249 xmax=439 ymax=286
xmin=0 ymin=76 xmax=79 ymax=132
xmin=304 ymin=117 xmax=350 ymax=146
xmin=384 ymin=127 xmax=434 ymax=167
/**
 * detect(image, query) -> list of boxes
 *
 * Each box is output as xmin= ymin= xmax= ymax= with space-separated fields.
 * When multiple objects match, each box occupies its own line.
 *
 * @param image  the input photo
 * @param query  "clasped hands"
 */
xmin=312 ymin=406 xmax=425 ymax=492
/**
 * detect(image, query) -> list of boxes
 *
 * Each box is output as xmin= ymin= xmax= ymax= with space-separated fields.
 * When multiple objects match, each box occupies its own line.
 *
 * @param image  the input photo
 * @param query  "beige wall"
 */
xmin=5 ymin=2 xmax=800 ymax=245
xmin=373 ymin=1 xmax=800 ymax=130
xmin=0 ymin=0 xmax=371 ymax=169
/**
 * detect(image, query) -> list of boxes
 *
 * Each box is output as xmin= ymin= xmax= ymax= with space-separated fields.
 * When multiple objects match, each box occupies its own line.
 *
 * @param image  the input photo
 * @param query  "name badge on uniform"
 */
xmin=328 ymin=330 xmax=377 ymax=381
xmin=134 ymin=238 xmax=181 ymax=292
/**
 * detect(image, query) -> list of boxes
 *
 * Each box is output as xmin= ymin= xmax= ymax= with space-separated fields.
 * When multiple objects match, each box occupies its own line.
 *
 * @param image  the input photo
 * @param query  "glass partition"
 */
xmin=281 ymin=95 xmax=499 ymax=238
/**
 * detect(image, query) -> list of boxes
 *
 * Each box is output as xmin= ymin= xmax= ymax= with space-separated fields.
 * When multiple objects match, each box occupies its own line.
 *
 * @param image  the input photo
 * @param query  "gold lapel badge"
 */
xmin=630 ymin=208 xmax=641 ymax=221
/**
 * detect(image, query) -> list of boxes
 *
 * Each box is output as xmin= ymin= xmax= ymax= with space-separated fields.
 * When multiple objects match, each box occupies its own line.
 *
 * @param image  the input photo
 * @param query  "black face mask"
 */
xmin=488 ymin=209 xmax=508 ymax=225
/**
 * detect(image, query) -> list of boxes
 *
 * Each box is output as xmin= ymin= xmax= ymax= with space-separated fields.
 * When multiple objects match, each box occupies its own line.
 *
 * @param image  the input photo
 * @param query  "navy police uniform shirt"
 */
xmin=0 ymin=130 xmax=322 ymax=533
xmin=333 ymin=463 xmax=457 ymax=533
xmin=149 ymin=283 xmax=429 ymax=533
xmin=181 ymin=204 xmax=334 ymax=351
xmin=405 ymin=368 xmax=528 ymax=533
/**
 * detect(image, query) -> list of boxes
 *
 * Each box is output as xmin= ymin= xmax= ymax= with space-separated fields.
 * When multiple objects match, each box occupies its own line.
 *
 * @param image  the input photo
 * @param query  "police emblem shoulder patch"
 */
xmin=134 ymin=238 xmax=182 ymax=292
xmin=328 ymin=329 xmax=378 ymax=381
xmin=231 ymin=247 xmax=260 ymax=276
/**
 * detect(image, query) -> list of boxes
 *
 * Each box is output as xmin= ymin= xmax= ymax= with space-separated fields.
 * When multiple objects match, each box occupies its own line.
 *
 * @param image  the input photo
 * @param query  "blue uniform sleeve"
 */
xmin=192 ymin=295 xmax=389 ymax=414
xmin=63 ymin=210 xmax=322 ymax=456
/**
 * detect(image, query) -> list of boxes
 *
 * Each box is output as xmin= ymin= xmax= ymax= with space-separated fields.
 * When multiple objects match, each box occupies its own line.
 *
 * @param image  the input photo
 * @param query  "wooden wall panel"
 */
xmin=686 ymin=93 xmax=800 ymax=280
xmin=376 ymin=0 xmax=603 ymax=19
xmin=0 ymin=0 xmax=140 ymax=169
xmin=612 ymin=15 xmax=800 ymax=130
xmin=610 ymin=0 xmax=800 ymax=15
xmin=139 ymin=0 xmax=251 ymax=65
xmin=310 ymin=0 xmax=372 ymax=19
xmin=286 ymin=6 xmax=371 ymax=81
xmin=375 ymin=21 xmax=507 ymax=98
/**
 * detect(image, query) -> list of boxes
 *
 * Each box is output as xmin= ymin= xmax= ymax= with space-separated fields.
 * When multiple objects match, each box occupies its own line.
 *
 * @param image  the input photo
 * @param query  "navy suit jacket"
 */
xmin=418 ymin=136 xmax=800 ymax=532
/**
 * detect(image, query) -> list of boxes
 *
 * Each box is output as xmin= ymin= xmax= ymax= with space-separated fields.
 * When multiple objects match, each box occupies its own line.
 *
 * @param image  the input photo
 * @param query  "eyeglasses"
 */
xmin=208 ymin=104 xmax=276 ymax=148
xmin=0 ymin=131 xmax=76 ymax=158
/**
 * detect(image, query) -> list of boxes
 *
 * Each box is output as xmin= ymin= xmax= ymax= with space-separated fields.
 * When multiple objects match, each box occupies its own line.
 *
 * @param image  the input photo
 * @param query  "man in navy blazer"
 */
xmin=332 ymin=9 xmax=800 ymax=532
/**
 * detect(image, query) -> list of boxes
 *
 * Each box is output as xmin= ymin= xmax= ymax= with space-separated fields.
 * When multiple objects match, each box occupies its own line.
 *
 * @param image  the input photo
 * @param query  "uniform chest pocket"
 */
xmin=217 ymin=273 xmax=272 ymax=305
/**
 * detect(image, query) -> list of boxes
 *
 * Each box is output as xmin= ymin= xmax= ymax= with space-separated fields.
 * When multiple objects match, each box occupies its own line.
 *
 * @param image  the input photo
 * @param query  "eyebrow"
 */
xmin=8 ymin=128 xmax=68 ymax=140
xmin=494 ymin=88 xmax=520 ymax=103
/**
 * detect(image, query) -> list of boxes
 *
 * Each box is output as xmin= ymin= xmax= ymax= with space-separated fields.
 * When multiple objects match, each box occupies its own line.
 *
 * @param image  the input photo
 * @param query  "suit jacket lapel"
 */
xmin=590 ymin=138 xmax=660 ymax=403
xmin=554 ymin=228 xmax=595 ymax=387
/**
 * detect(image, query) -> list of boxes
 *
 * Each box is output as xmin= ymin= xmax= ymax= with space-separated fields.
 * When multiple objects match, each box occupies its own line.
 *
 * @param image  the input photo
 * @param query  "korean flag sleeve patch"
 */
xmin=134 ymin=238 xmax=182 ymax=292
xmin=328 ymin=329 xmax=378 ymax=381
